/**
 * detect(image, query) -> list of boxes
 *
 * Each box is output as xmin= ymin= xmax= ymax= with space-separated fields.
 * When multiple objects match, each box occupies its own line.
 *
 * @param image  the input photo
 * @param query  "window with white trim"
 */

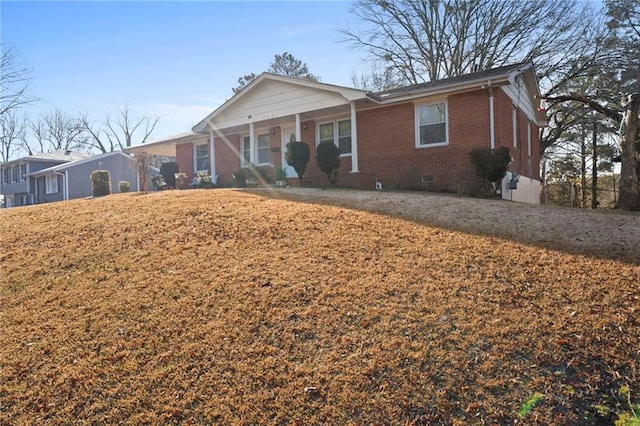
xmin=257 ymin=134 xmax=270 ymax=165
xmin=194 ymin=143 xmax=209 ymax=172
xmin=241 ymin=136 xmax=251 ymax=167
xmin=45 ymin=174 xmax=58 ymax=194
xmin=416 ymin=102 xmax=448 ymax=147
xmin=20 ymin=163 xmax=26 ymax=181
xmin=241 ymin=134 xmax=271 ymax=167
xmin=317 ymin=119 xmax=352 ymax=155
xmin=11 ymin=165 xmax=19 ymax=183
xmin=2 ymin=167 xmax=8 ymax=185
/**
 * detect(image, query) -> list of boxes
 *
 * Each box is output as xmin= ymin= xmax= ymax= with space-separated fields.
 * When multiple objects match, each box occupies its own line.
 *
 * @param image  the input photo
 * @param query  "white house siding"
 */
xmin=212 ymin=80 xmax=355 ymax=129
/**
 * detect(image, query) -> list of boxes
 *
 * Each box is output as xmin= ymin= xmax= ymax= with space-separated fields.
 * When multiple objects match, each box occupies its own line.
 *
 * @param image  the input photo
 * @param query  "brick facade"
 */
xmin=176 ymin=87 xmax=540 ymax=194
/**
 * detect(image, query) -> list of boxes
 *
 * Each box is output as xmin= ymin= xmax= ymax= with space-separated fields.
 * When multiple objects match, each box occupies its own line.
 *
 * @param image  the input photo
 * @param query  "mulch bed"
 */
xmin=1 ymin=189 xmax=638 ymax=424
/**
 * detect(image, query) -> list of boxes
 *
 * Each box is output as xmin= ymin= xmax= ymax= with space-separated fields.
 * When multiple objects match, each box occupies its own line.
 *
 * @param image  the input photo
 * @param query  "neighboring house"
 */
xmin=0 ymin=151 xmax=147 ymax=207
xmin=0 ymin=150 xmax=90 ymax=208
xmin=127 ymin=62 xmax=547 ymax=203
xmin=26 ymin=151 xmax=143 ymax=203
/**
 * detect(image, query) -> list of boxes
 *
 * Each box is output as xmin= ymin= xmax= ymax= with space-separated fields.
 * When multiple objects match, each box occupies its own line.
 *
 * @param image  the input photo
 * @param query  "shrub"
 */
xmin=159 ymin=162 xmax=179 ymax=188
xmin=469 ymin=147 xmax=511 ymax=197
xmin=118 ymin=180 xmax=130 ymax=193
xmin=285 ymin=141 xmax=310 ymax=186
xmin=190 ymin=172 xmax=216 ymax=189
xmin=274 ymin=166 xmax=287 ymax=181
xmin=150 ymin=174 xmax=166 ymax=190
xmin=91 ymin=170 xmax=111 ymax=197
xmin=231 ymin=170 xmax=247 ymax=188
xmin=174 ymin=173 xmax=188 ymax=189
xmin=316 ymin=141 xmax=341 ymax=186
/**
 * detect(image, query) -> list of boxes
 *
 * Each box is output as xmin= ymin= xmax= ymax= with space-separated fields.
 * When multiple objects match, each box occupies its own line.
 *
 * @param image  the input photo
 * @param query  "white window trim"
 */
xmin=194 ymin=143 xmax=209 ymax=173
xmin=45 ymin=174 xmax=58 ymax=194
xmin=415 ymin=101 xmax=449 ymax=148
xmin=316 ymin=117 xmax=352 ymax=157
xmin=241 ymin=133 xmax=271 ymax=167
xmin=2 ymin=167 xmax=8 ymax=185
xmin=11 ymin=165 xmax=18 ymax=183
xmin=19 ymin=163 xmax=26 ymax=182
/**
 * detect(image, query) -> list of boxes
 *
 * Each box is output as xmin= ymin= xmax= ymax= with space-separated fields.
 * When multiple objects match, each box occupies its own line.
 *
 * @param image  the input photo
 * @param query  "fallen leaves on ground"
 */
xmin=1 ymin=189 xmax=638 ymax=425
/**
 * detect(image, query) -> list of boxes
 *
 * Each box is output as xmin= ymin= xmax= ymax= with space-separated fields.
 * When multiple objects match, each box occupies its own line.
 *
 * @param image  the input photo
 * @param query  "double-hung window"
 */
xmin=241 ymin=134 xmax=270 ymax=167
xmin=20 ymin=164 xmax=26 ymax=181
xmin=416 ymin=102 xmax=448 ymax=147
xmin=11 ymin=165 xmax=18 ymax=183
xmin=318 ymin=119 xmax=352 ymax=155
xmin=45 ymin=175 xmax=58 ymax=194
xmin=257 ymin=134 xmax=270 ymax=165
xmin=2 ymin=167 xmax=8 ymax=185
xmin=195 ymin=143 xmax=209 ymax=172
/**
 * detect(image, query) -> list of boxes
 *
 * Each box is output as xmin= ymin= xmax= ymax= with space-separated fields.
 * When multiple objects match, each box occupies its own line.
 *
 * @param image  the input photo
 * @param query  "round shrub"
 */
xmin=118 ymin=180 xmax=130 ymax=193
xmin=285 ymin=141 xmax=310 ymax=186
xmin=316 ymin=141 xmax=341 ymax=186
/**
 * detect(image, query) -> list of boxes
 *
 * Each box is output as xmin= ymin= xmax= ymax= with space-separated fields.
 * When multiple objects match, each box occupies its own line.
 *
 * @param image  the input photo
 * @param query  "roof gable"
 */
xmin=28 ymin=151 xmax=134 ymax=176
xmin=193 ymin=73 xmax=368 ymax=132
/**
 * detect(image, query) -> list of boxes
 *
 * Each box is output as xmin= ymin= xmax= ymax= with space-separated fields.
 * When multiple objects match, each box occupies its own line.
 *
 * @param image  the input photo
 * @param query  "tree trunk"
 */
xmin=591 ymin=121 xmax=598 ymax=209
xmin=619 ymin=94 xmax=640 ymax=211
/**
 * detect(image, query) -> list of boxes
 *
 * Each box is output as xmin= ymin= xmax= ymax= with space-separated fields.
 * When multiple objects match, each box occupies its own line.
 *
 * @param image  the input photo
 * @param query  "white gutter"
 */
xmin=488 ymin=80 xmax=495 ymax=150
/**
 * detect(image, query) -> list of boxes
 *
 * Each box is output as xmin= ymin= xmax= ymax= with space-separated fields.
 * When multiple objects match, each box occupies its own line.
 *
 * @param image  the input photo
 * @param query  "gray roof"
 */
xmin=27 ymin=151 xmax=134 ymax=176
xmin=372 ymin=61 xmax=533 ymax=100
xmin=3 ymin=149 xmax=91 ymax=165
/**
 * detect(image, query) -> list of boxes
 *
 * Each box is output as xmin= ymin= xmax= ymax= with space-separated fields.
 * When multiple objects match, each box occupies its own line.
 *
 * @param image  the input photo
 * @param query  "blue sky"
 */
xmin=1 ymin=1 xmax=368 ymax=142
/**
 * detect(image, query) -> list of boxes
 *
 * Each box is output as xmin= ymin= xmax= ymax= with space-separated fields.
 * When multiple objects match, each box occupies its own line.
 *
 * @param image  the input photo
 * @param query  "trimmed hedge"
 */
xmin=91 ymin=170 xmax=112 ymax=197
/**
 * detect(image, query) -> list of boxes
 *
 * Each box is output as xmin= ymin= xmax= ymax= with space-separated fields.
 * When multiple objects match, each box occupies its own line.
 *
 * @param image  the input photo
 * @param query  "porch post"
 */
xmin=209 ymin=131 xmax=216 ymax=181
xmin=350 ymin=101 xmax=359 ymax=173
xmin=295 ymin=113 xmax=301 ymax=141
xmin=249 ymin=123 xmax=255 ymax=165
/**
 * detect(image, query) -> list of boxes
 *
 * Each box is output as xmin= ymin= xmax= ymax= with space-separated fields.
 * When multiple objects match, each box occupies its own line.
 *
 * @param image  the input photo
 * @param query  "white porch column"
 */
xmin=249 ymin=123 xmax=255 ymax=165
xmin=350 ymin=101 xmax=359 ymax=173
xmin=295 ymin=113 xmax=301 ymax=141
xmin=488 ymin=80 xmax=495 ymax=150
xmin=209 ymin=131 xmax=216 ymax=181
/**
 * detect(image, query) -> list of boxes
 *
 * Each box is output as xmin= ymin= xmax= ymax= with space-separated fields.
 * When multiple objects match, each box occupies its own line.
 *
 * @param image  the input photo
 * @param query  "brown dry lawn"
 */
xmin=1 ymin=189 xmax=638 ymax=425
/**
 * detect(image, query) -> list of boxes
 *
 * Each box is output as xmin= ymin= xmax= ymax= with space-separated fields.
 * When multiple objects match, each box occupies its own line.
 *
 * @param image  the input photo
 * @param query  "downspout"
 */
xmin=53 ymin=170 xmax=67 ymax=201
xmin=488 ymin=80 xmax=495 ymax=150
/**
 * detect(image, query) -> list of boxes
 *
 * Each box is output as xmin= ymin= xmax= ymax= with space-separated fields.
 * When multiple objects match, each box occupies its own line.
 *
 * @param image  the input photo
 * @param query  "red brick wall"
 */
xmin=184 ymin=88 xmax=541 ymax=191
xmin=176 ymin=143 xmax=194 ymax=181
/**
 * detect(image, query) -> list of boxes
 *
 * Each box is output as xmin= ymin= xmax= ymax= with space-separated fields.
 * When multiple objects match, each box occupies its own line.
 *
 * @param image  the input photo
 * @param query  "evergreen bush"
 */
xmin=118 ymin=180 xmax=130 ymax=193
xmin=469 ymin=147 xmax=511 ymax=197
xmin=91 ymin=170 xmax=112 ymax=197
xmin=285 ymin=141 xmax=310 ymax=186
xmin=316 ymin=141 xmax=341 ymax=186
xmin=159 ymin=162 xmax=179 ymax=188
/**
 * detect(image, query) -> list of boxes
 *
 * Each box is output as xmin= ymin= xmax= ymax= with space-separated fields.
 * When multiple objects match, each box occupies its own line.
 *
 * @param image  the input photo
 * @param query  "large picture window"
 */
xmin=45 ymin=175 xmax=58 ymax=194
xmin=416 ymin=102 xmax=448 ymax=147
xmin=317 ymin=119 xmax=352 ymax=155
xmin=195 ymin=143 xmax=209 ymax=172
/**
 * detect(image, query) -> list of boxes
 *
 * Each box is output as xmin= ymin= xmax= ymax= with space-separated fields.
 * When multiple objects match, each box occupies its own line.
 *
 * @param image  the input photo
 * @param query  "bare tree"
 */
xmin=0 ymin=109 xmax=26 ymax=163
xmin=79 ymin=113 xmax=113 ymax=154
xmin=0 ymin=46 xmax=34 ymax=118
xmin=103 ymin=104 xmax=159 ymax=150
xmin=25 ymin=109 xmax=87 ymax=154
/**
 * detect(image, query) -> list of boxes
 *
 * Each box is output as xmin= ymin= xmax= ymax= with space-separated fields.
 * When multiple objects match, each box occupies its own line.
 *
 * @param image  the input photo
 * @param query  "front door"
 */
xmin=281 ymin=127 xmax=298 ymax=178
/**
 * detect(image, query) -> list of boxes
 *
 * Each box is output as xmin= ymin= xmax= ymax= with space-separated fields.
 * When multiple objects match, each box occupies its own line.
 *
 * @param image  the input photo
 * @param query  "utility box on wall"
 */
xmin=508 ymin=174 xmax=519 ymax=190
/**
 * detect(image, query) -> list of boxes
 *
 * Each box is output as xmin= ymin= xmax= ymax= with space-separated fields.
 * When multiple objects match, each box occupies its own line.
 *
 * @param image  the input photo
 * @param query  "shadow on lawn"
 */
xmin=246 ymin=188 xmax=640 ymax=265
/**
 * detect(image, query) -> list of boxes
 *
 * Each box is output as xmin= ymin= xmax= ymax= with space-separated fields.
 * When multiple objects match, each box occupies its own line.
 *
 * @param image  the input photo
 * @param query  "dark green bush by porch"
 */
xmin=231 ymin=170 xmax=247 ymax=188
xmin=91 ymin=170 xmax=112 ymax=197
xmin=316 ymin=141 xmax=341 ymax=186
xmin=285 ymin=141 xmax=310 ymax=186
